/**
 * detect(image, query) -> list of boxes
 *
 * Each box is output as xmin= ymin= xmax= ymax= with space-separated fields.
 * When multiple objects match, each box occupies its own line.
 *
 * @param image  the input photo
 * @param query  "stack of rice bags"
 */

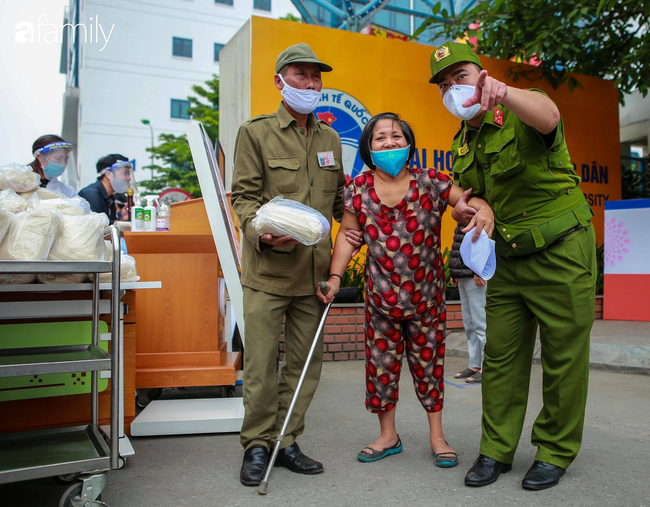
xmin=0 ymin=164 xmax=108 ymax=284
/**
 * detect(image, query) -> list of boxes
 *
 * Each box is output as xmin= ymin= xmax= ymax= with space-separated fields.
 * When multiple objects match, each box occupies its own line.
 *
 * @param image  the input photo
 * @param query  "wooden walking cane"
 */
xmin=258 ymin=281 xmax=332 ymax=495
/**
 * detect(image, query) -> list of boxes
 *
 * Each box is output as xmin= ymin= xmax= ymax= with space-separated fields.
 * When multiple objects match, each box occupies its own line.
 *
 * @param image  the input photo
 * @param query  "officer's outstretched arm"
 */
xmin=501 ymin=86 xmax=560 ymax=135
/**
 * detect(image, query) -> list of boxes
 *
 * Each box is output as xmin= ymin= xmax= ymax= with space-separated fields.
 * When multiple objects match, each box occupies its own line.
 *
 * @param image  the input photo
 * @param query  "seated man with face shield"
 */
xmin=79 ymin=154 xmax=132 ymax=224
xmin=28 ymin=135 xmax=78 ymax=198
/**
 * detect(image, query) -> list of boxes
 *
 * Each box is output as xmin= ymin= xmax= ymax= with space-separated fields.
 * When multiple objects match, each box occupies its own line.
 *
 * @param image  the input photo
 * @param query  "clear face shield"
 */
xmin=34 ymin=142 xmax=73 ymax=179
xmin=102 ymin=161 xmax=133 ymax=194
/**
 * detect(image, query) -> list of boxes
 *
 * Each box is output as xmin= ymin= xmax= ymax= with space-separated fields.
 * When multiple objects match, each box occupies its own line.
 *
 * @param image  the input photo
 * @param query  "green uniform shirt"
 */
xmin=231 ymin=102 xmax=346 ymax=296
xmin=451 ymin=90 xmax=592 ymax=257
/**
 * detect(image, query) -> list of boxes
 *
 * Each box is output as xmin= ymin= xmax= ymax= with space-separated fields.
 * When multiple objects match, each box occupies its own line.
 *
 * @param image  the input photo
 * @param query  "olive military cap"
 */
xmin=275 ymin=43 xmax=333 ymax=74
xmin=429 ymin=41 xmax=482 ymax=84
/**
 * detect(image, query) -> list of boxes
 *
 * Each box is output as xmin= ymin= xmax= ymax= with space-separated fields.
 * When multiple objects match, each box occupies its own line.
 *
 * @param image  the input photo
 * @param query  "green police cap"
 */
xmin=275 ymin=43 xmax=333 ymax=74
xmin=429 ymin=41 xmax=482 ymax=84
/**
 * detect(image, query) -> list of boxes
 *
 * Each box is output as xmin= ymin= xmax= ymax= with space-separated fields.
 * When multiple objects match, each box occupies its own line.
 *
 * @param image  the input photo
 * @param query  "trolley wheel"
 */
xmin=118 ymin=457 xmax=127 ymax=469
xmin=53 ymin=473 xmax=79 ymax=485
xmin=59 ymin=483 xmax=102 ymax=507
xmin=136 ymin=388 xmax=163 ymax=408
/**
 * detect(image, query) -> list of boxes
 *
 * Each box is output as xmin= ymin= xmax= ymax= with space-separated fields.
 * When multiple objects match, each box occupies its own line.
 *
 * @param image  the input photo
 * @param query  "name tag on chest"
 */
xmin=317 ymin=151 xmax=335 ymax=167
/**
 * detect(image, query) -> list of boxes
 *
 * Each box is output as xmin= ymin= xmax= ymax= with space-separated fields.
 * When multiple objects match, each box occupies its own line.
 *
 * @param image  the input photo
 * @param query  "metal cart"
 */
xmin=0 ymin=226 xmax=121 ymax=507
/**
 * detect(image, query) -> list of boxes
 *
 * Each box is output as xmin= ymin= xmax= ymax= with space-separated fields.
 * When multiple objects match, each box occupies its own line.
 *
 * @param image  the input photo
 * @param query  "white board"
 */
xmin=187 ymin=122 xmax=245 ymax=346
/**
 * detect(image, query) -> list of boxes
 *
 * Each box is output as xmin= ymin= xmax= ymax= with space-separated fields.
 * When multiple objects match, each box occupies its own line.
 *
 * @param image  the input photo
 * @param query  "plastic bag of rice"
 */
xmin=252 ymin=196 xmax=331 ymax=246
xmin=0 ymin=209 xmax=63 ymax=284
xmin=0 ymin=189 xmax=29 ymax=213
xmin=37 ymin=213 xmax=108 ymax=284
xmin=0 ymin=163 xmax=41 ymax=193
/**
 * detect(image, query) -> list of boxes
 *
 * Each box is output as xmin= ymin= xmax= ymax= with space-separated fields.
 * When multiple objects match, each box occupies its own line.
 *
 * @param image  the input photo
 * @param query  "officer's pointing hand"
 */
xmin=462 ymin=70 xmax=508 ymax=112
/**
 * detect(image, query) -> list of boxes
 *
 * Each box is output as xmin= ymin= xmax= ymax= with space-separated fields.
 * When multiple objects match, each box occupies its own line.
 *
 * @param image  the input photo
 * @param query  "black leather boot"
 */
xmin=465 ymin=454 xmax=512 ymax=487
xmin=240 ymin=446 xmax=269 ymax=486
xmin=522 ymin=461 xmax=565 ymax=490
xmin=275 ymin=443 xmax=324 ymax=475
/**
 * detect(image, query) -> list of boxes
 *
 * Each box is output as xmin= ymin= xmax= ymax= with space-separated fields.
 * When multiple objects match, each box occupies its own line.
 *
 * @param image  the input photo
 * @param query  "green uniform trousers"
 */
xmin=240 ymin=287 xmax=326 ymax=451
xmin=481 ymin=224 xmax=596 ymax=469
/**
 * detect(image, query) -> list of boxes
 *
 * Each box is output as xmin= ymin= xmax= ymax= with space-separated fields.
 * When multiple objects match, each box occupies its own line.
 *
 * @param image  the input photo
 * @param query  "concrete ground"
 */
xmin=3 ymin=356 xmax=649 ymax=507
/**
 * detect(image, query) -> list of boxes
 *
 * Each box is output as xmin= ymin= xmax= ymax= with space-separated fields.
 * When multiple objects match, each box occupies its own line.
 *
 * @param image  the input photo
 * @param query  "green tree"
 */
xmin=280 ymin=13 xmax=301 ymax=22
xmin=138 ymin=75 xmax=220 ymax=197
xmin=415 ymin=0 xmax=650 ymax=104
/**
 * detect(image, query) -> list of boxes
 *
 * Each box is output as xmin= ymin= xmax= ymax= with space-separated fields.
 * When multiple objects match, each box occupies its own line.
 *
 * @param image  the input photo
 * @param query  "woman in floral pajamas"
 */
xmin=318 ymin=113 xmax=494 ymax=466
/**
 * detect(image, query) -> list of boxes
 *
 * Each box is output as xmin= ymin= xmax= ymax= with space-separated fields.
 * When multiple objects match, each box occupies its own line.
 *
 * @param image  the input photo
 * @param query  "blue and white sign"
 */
xmin=313 ymin=89 xmax=372 ymax=178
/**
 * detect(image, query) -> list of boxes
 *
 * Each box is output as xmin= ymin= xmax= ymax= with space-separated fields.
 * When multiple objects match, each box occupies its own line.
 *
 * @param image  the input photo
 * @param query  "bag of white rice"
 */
xmin=252 ymin=196 xmax=331 ymax=246
xmin=0 ymin=209 xmax=11 ymax=244
xmin=0 ymin=209 xmax=63 ymax=284
xmin=19 ymin=188 xmax=65 ymax=201
xmin=37 ymin=213 xmax=108 ymax=284
xmin=0 ymin=189 xmax=29 ymax=213
xmin=90 ymin=240 xmax=140 ymax=283
xmin=0 ymin=163 xmax=41 ymax=193
xmin=29 ymin=193 xmax=90 ymax=216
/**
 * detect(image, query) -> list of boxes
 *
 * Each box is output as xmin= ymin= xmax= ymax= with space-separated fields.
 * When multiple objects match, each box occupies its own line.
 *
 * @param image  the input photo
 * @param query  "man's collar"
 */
xmin=276 ymin=101 xmax=319 ymax=130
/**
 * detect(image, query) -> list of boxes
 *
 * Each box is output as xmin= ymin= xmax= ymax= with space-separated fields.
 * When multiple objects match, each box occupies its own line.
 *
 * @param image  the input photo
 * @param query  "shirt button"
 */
xmin=512 ymin=243 xmax=517 ymax=248
xmin=506 ymin=234 xmax=511 ymax=239
xmin=478 ymin=144 xmax=482 ymax=149
xmin=559 ymin=161 xmax=563 ymax=166
xmin=497 ymin=146 xmax=502 ymax=151
xmin=300 ymin=129 xmax=305 ymax=134
xmin=310 ymin=180 xmax=314 ymax=187
xmin=502 ymin=228 xmax=507 ymax=232
xmin=566 ymin=190 xmax=571 ymax=195
xmin=522 ymin=212 xmax=528 ymax=217
xmin=484 ymin=164 xmax=489 ymax=169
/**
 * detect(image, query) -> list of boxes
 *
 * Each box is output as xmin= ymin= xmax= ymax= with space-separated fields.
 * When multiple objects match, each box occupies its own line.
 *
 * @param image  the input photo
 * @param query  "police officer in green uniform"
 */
xmin=231 ymin=43 xmax=362 ymax=487
xmin=429 ymin=42 xmax=597 ymax=490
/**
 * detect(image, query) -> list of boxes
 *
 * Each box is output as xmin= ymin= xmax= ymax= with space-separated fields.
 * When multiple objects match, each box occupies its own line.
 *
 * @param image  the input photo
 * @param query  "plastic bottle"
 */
xmin=131 ymin=200 xmax=144 ymax=232
xmin=156 ymin=202 xmax=170 ymax=232
xmin=144 ymin=200 xmax=157 ymax=232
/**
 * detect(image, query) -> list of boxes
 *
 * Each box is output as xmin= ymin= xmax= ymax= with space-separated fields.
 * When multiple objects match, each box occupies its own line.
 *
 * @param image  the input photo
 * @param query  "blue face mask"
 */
xmin=43 ymin=161 xmax=66 ymax=179
xmin=370 ymin=145 xmax=411 ymax=178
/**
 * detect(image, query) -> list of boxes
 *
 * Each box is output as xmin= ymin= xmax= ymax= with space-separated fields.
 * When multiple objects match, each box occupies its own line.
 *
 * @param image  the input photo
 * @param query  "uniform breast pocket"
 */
xmin=452 ymin=150 xmax=483 ymax=194
xmin=485 ymin=126 xmax=522 ymax=180
xmin=319 ymin=162 xmax=341 ymax=195
xmin=267 ymin=157 xmax=301 ymax=196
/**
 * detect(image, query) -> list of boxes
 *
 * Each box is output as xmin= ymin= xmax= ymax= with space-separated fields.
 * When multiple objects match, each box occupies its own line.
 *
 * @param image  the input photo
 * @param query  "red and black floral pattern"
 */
xmin=343 ymin=168 xmax=452 ymax=413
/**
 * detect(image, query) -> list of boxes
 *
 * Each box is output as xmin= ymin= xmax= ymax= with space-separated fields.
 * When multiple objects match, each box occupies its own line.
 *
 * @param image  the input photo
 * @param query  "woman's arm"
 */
xmin=449 ymin=184 xmax=494 ymax=241
xmin=316 ymin=210 xmax=361 ymax=303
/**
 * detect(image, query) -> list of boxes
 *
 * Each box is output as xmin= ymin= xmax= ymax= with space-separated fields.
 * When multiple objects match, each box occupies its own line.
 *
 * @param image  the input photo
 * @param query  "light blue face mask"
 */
xmin=43 ymin=161 xmax=66 ymax=179
xmin=370 ymin=145 xmax=411 ymax=177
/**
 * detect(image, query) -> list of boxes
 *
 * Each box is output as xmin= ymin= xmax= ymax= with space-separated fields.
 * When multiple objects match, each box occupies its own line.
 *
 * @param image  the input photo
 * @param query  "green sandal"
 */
xmin=357 ymin=436 xmax=403 ymax=463
xmin=433 ymin=442 xmax=459 ymax=468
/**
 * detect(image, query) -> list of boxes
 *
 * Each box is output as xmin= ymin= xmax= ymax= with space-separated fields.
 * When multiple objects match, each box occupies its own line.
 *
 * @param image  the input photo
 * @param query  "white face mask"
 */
xmin=443 ymin=85 xmax=482 ymax=121
xmin=278 ymin=74 xmax=321 ymax=115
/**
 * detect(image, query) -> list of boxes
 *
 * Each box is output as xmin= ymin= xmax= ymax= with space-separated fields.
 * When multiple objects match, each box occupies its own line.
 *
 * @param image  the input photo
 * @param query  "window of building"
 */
xmin=214 ymin=43 xmax=225 ymax=62
xmin=215 ymin=0 xmax=234 ymax=5
xmin=172 ymin=37 xmax=192 ymax=58
xmin=171 ymin=99 xmax=191 ymax=120
xmin=254 ymin=0 xmax=271 ymax=11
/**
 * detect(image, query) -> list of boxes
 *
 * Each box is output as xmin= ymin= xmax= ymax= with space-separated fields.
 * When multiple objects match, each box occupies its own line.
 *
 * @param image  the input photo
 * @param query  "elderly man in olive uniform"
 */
xmin=231 ymin=43 xmax=360 ymax=486
xmin=430 ymin=42 xmax=596 ymax=490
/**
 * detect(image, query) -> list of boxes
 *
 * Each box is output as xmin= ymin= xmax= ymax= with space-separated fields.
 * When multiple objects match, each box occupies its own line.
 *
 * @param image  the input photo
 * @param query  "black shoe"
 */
xmin=275 ymin=443 xmax=324 ymax=475
xmin=522 ymin=461 xmax=565 ymax=490
xmin=240 ymin=446 xmax=269 ymax=486
xmin=465 ymin=454 xmax=512 ymax=487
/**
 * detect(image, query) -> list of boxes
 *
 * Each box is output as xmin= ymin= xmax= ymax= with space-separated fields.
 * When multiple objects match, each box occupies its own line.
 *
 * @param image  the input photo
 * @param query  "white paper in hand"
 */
xmin=459 ymin=227 xmax=497 ymax=280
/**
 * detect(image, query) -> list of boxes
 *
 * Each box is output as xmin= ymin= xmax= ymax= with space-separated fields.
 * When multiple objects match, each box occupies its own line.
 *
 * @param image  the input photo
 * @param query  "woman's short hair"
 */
xmin=358 ymin=113 xmax=416 ymax=170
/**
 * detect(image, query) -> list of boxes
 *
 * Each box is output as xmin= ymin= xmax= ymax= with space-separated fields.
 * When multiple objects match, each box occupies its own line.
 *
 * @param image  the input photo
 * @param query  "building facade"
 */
xmin=60 ymin=0 xmax=299 ymax=190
